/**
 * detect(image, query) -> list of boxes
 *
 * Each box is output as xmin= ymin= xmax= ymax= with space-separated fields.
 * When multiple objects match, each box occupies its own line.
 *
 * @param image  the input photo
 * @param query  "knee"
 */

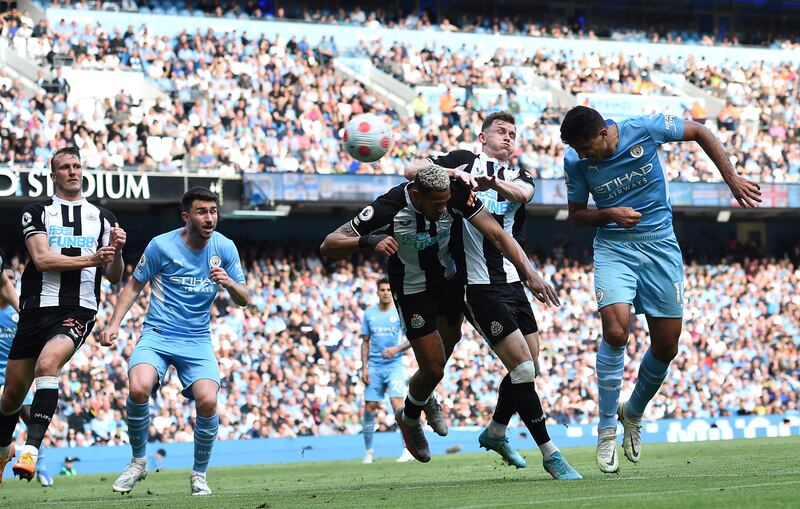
xmin=195 ymin=397 xmax=217 ymax=418
xmin=128 ymin=381 xmax=152 ymax=404
xmin=652 ymin=343 xmax=679 ymax=362
xmin=421 ymin=362 xmax=445 ymax=382
xmin=0 ymin=390 xmax=23 ymax=414
xmin=603 ymin=325 xmax=629 ymax=347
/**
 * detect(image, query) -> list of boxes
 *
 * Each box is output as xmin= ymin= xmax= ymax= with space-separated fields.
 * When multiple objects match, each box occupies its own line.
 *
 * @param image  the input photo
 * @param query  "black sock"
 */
xmin=0 ymin=409 xmax=20 ymax=448
xmin=510 ymin=381 xmax=551 ymax=445
xmin=403 ymin=396 xmax=425 ymax=419
xmin=492 ymin=374 xmax=515 ymax=425
xmin=25 ymin=388 xmax=58 ymax=449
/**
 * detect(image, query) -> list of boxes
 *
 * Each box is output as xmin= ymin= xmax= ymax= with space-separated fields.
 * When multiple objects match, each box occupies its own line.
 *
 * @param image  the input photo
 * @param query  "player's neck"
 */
xmin=181 ymin=227 xmax=210 ymax=251
xmin=482 ymin=149 xmax=508 ymax=163
xmin=606 ymin=123 xmax=620 ymax=155
xmin=54 ymin=190 xmax=83 ymax=202
xmin=378 ymin=303 xmax=392 ymax=312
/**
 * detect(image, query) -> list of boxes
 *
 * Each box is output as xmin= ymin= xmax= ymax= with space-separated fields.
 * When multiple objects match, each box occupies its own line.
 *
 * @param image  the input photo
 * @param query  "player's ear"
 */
xmin=478 ymin=131 xmax=486 ymax=144
xmin=180 ymin=211 xmax=189 ymax=224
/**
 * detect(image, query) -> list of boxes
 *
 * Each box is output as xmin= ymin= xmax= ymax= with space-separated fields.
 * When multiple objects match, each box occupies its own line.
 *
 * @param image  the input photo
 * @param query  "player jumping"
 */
xmin=560 ymin=106 xmax=761 ymax=473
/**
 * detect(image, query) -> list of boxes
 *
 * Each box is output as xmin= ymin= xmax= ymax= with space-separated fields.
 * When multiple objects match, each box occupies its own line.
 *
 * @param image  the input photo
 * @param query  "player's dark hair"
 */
xmin=560 ymin=106 xmax=607 ymax=146
xmin=50 ymin=145 xmax=81 ymax=171
xmin=481 ymin=111 xmax=515 ymax=133
xmin=377 ymin=278 xmax=390 ymax=288
xmin=181 ymin=186 xmax=219 ymax=212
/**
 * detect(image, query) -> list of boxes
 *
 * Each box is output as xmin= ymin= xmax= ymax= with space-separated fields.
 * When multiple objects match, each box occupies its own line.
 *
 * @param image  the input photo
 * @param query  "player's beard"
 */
xmin=193 ymin=220 xmax=216 ymax=239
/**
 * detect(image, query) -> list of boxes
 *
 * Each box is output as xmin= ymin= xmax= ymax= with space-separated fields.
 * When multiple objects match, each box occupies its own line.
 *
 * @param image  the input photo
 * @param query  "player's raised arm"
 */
xmin=468 ymin=208 xmax=559 ymax=307
xmin=476 ymin=169 xmax=535 ymax=204
xmin=680 ymin=121 xmax=762 ymax=208
xmin=103 ymin=221 xmax=127 ymax=285
xmin=405 ymin=154 xmax=477 ymax=188
xmin=210 ymin=241 xmax=250 ymax=307
xmin=320 ymin=196 xmax=400 ymax=259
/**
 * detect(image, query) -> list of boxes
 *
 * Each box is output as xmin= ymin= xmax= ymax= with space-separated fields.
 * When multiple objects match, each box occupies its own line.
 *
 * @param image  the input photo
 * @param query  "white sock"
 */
xmin=191 ymin=470 xmax=206 ymax=478
xmin=487 ymin=420 xmax=507 ymax=439
xmin=539 ymin=440 xmax=559 ymax=460
xmin=20 ymin=444 xmax=38 ymax=457
xmin=132 ymin=456 xmax=146 ymax=465
xmin=0 ymin=444 xmax=11 ymax=458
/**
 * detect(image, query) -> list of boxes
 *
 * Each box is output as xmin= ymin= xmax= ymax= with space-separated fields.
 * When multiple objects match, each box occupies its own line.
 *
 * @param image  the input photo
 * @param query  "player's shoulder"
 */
xmin=22 ymin=198 xmax=52 ymax=213
xmin=563 ymin=148 xmax=583 ymax=171
xmin=90 ymin=202 xmax=117 ymax=222
xmin=150 ymin=228 xmax=181 ymax=250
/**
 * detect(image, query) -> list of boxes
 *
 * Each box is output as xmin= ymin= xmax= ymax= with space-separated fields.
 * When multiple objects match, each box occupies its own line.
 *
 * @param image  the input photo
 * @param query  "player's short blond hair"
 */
xmin=414 ymin=164 xmax=450 ymax=192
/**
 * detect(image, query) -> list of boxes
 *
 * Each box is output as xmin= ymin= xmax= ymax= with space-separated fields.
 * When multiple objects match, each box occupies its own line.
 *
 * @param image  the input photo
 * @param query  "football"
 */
xmin=343 ymin=113 xmax=391 ymax=163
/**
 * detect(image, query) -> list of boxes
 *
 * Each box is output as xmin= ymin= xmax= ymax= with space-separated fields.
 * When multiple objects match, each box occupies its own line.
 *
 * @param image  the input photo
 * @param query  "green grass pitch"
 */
xmin=1 ymin=437 xmax=797 ymax=508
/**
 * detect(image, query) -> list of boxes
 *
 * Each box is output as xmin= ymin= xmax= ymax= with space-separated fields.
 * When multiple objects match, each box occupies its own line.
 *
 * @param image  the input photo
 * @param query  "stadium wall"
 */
xmin=44 ymin=415 xmax=799 ymax=475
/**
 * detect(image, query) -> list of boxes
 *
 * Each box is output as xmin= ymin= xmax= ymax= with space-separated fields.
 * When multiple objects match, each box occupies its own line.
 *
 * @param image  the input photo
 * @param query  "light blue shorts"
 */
xmin=129 ymin=329 xmax=219 ymax=400
xmin=593 ymin=228 xmax=684 ymax=318
xmin=364 ymin=363 xmax=405 ymax=402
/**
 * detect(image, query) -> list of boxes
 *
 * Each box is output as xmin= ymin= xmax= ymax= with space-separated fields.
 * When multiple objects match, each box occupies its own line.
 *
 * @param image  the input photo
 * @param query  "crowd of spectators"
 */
xmin=31 ymin=1 xmax=800 ymax=48
xmin=2 ymin=243 xmax=798 ymax=447
xmin=0 ymin=9 xmax=798 ymax=182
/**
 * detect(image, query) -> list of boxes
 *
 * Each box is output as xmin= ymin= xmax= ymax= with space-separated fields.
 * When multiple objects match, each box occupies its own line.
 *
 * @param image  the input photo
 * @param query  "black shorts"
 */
xmin=9 ymin=306 xmax=97 ymax=360
xmin=464 ymin=282 xmax=538 ymax=346
xmin=393 ymin=279 xmax=465 ymax=340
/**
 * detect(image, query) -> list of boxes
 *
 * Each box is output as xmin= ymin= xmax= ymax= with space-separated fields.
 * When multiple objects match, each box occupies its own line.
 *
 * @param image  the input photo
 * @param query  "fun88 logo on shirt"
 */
xmin=48 ymin=225 xmax=96 ymax=249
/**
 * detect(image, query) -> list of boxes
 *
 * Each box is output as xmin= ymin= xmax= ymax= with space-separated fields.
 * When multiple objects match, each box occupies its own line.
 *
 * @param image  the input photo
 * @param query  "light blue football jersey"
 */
xmin=133 ymin=229 xmax=245 ymax=338
xmin=0 ymin=305 xmax=18 ymax=386
xmin=361 ymin=306 xmax=404 ymax=367
xmin=564 ymin=113 xmax=685 ymax=234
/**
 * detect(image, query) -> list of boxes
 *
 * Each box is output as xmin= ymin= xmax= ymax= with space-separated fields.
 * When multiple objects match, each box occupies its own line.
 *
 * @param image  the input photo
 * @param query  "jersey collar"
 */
xmin=52 ymin=194 xmax=86 ymax=206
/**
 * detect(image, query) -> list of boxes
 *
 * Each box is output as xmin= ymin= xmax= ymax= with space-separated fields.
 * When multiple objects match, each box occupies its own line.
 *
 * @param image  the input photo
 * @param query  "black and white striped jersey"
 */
xmin=349 ymin=180 xmax=483 ymax=295
xmin=19 ymin=195 xmax=117 ymax=311
xmin=429 ymin=150 xmax=535 ymax=285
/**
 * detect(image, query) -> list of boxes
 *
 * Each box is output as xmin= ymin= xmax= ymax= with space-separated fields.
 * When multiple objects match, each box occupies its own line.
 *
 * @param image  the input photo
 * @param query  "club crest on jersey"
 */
xmin=210 ymin=255 xmax=222 ymax=267
xmin=630 ymin=145 xmax=644 ymax=158
xmin=490 ymin=321 xmax=503 ymax=336
xmin=596 ymin=288 xmax=605 ymax=303
xmin=11 ymin=313 xmax=18 ymax=323
xmin=86 ymin=212 xmax=98 ymax=221
xmin=358 ymin=206 xmax=374 ymax=222
xmin=136 ymin=254 xmax=146 ymax=274
xmin=22 ymin=212 xmax=32 ymax=226
xmin=390 ymin=315 xmax=398 ymax=323
xmin=410 ymin=314 xmax=425 ymax=329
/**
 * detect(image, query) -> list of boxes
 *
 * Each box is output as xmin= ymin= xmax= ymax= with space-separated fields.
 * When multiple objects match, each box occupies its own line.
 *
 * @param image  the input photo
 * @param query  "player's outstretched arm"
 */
xmin=405 ymin=159 xmax=476 ymax=188
xmin=567 ymin=202 xmax=642 ymax=229
xmin=476 ymin=173 xmax=534 ymax=204
xmin=320 ymin=222 xmax=398 ymax=260
xmin=100 ymin=276 xmax=146 ymax=347
xmin=681 ymin=121 xmax=762 ymax=208
xmin=469 ymin=208 xmax=560 ymax=307
xmin=26 ymin=234 xmax=116 ymax=273
xmin=0 ymin=270 xmax=19 ymax=312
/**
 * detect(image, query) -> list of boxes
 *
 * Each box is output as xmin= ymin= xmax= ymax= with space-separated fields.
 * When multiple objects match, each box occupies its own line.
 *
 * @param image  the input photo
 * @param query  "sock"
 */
xmin=538 ymin=440 xmax=559 ymax=460
xmin=487 ymin=420 xmax=507 ymax=439
xmin=596 ymin=340 xmax=625 ymax=430
xmin=510 ymin=381 xmax=552 ymax=446
xmin=363 ymin=410 xmax=376 ymax=450
xmin=25 ymin=376 xmax=59 ymax=449
xmin=193 ymin=414 xmax=219 ymax=474
xmin=626 ymin=349 xmax=671 ymax=419
xmin=402 ymin=393 xmax=428 ymax=425
xmin=126 ymin=398 xmax=150 ymax=459
xmin=491 ymin=374 xmax=515 ymax=428
xmin=0 ymin=405 xmax=21 ymax=454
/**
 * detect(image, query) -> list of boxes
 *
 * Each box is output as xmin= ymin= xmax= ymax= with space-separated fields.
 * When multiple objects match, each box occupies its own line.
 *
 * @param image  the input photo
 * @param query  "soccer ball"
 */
xmin=343 ymin=113 xmax=391 ymax=163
